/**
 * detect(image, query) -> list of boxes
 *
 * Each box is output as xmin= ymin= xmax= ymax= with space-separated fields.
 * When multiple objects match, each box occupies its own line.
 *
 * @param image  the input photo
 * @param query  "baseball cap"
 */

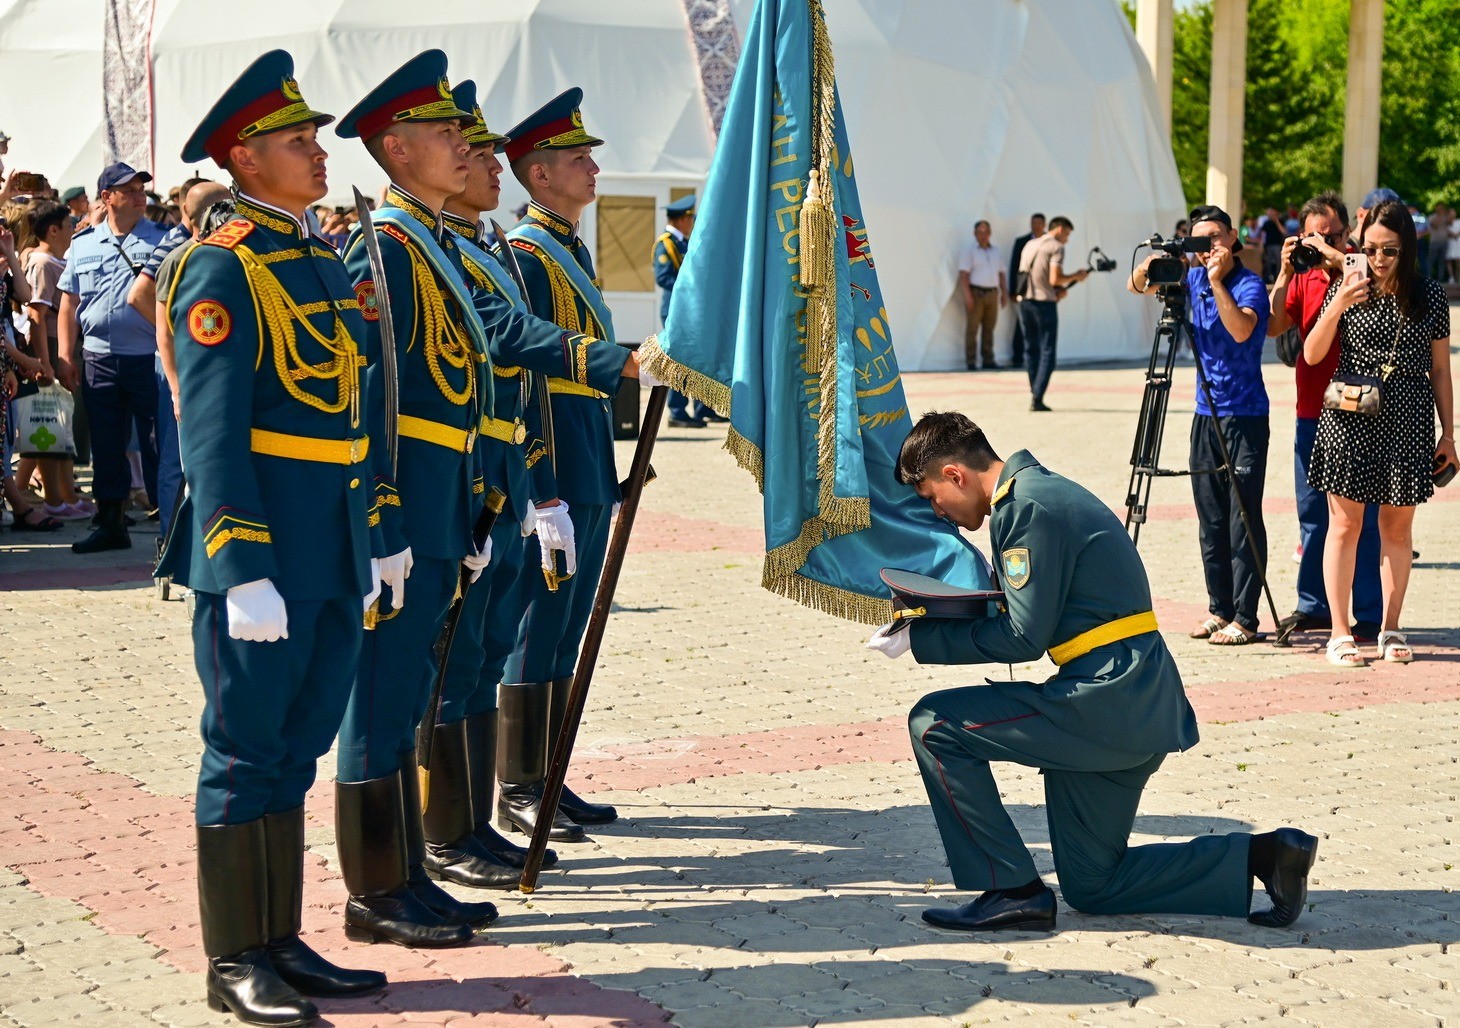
xmin=1360 ymin=187 xmax=1401 ymax=209
xmin=1188 ymin=204 xmax=1244 ymax=251
xmin=59 ymin=186 xmax=86 ymax=204
xmin=0 ymin=130 xmax=10 ymax=144
xmin=97 ymin=161 xmax=152 ymax=194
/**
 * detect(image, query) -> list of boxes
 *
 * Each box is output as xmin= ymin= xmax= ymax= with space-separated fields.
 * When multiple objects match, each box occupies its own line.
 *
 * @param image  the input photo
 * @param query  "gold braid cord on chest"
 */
xmin=234 ymin=246 xmax=363 ymax=428
xmin=404 ymin=245 xmax=475 ymax=406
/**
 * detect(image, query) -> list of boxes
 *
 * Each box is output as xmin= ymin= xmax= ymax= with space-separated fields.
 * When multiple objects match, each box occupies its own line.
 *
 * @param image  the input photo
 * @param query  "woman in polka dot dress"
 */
xmin=1303 ymin=200 xmax=1457 ymax=668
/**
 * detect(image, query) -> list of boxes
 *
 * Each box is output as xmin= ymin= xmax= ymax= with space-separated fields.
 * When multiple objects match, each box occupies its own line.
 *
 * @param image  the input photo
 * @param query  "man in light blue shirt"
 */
xmin=58 ymin=161 xmax=169 ymax=553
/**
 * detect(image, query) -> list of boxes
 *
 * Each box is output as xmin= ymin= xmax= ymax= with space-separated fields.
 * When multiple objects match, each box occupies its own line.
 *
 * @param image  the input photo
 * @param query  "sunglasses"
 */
xmin=1360 ymin=245 xmax=1401 ymax=258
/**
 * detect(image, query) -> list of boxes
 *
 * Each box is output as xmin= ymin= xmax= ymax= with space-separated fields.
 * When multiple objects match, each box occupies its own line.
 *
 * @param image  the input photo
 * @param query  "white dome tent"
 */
xmin=0 ymin=0 xmax=1181 ymax=365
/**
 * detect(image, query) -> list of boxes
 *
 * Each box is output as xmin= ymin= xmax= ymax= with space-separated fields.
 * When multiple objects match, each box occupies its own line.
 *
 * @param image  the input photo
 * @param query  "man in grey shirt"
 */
xmin=1016 ymin=215 xmax=1088 ymax=411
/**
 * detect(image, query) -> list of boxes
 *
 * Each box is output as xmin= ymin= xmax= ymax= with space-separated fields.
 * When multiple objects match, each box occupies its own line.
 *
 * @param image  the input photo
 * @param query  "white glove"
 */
xmin=535 ymin=500 xmax=577 ymax=577
xmin=377 ymin=547 xmax=413 ymax=611
xmin=866 ymin=623 xmax=911 ymax=659
xmin=226 ymin=579 xmax=289 ymax=643
xmin=520 ymin=504 xmax=538 ymax=538
xmin=462 ymin=535 xmax=493 ymax=583
xmin=612 ymin=501 xmax=622 ymax=519
xmin=637 ymin=362 xmax=666 ymax=390
xmin=363 ymin=558 xmax=383 ymax=614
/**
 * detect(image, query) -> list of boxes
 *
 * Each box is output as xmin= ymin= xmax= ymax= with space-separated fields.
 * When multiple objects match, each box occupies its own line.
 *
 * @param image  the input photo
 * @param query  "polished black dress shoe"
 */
xmin=423 ymin=834 xmax=522 ymax=889
xmin=406 ymin=865 xmax=499 ymax=929
xmin=700 ymin=411 xmax=729 ymax=423
xmin=1249 ymin=827 xmax=1318 ymax=927
xmin=558 ymin=785 xmax=617 ymax=826
xmin=471 ymin=821 xmax=557 ymax=869
xmin=206 ymin=948 xmax=318 ymax=1026
xmin=343 ymin=888 xmax=475 ymax=948
xmin=668 ymin=416 xmax=707 ymax=428
xmin=266 ymin=935 xmax=386 ymax=996
xmin=497 ymin=783 xmax=587 ymax=843
xmin=922 ymin=885 xmax=1057 ymax=933
xmin=1029 ymin=399 xmax=1052 ymax=412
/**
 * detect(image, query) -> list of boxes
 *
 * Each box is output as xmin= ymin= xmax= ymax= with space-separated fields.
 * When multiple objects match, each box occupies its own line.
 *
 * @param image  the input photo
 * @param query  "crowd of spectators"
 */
xmin=0 ymin=150 xmax=371 ymax=556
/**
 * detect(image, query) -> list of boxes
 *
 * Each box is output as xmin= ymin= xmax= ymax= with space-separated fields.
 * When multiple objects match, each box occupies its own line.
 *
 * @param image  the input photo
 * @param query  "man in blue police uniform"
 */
xmin=163 ymin=50 xmax=398 ymax=1025
xmin=653 ymin=195 xmax=721 ymax=428
xmin=333 ymin=49 xmax=507 ymax=947
xmin=868 ymin=411 xmax=1318 ymax=934
xmin=498 ymin=88 xmax=628 ymax=843
xmin=432 ymin=80 xmax=637 ymax=872
xmin=57 ymin=161 xmax=168 ymax=552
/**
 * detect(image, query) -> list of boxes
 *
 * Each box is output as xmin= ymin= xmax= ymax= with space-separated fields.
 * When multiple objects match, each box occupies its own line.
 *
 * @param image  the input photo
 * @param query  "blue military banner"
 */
xmin=641 ymin=0 xmax=992 ymax=623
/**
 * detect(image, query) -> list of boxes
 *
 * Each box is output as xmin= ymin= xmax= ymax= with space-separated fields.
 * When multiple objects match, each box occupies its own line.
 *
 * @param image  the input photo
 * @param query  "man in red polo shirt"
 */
xmin=1266 ymin=191 xmax=1382 ymax=643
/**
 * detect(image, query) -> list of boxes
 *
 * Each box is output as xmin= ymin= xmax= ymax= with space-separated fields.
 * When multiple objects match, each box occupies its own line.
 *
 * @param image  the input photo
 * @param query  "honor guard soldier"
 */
xmin=334 ymin=49 xmax=501 ymax=947
xmin=654 ymin=194 xmax=719 ymax=427
xmin=435 ymin=80 xmax=636 ymax=872
xmin=869 ymin=412 xmax=1318 ymax=934
xmin=498 ymin=88 xmax=626 ymax=843
xmin=163 ymin=50 xmax=397 ymax=1025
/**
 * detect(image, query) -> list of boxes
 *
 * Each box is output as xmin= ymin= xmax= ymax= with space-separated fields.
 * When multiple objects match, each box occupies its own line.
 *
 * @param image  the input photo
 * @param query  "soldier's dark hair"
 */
xmin=1048 ymin=215 xmax=1074 ymax=232
xmin=1299 ymin=190 xmax=1348 ymax=231
xmin=895 ymin=411 xmax=1000 ymax=485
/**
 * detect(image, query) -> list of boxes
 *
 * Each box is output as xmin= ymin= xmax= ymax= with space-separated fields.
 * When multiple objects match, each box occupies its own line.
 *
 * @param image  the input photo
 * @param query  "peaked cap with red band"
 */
xmin=502 ymin=87 xmax=604 ymax=163
xmin=335 ymin=49 xmax=470 ymax=141
xmin=181 ymin=50 xmax=334 ymax=166
xmin=451 ymin=80 xmax=510 ymax=149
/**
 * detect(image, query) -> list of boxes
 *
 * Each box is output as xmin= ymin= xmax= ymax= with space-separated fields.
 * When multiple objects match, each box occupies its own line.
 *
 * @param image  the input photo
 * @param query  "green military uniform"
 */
xmin=907 ymin=450 xmax=1252 ymax=918
xmin=164 ymin=49 xmax=389 ymax=1024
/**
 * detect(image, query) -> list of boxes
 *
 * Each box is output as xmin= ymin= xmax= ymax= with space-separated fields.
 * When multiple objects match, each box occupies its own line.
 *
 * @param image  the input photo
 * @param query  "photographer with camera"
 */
xmin=1130 ymin=205 xmax=1269 ymax=646
xmin=1266 ymin=192 xmax=1382 ymax=646
xmin=1016 ymin=215 xmax=1087 ymax=412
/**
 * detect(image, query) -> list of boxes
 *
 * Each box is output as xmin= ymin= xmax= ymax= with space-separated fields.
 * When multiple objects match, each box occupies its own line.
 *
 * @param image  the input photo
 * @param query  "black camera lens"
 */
xmin=1290 ymin=242 xmax=1322 ymax=273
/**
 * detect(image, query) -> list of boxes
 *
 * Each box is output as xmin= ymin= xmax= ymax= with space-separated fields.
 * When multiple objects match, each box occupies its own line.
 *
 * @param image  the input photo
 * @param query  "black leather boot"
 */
xmin=72 ymin=499 xmax=131 ymax=554
xmin=197 ymin=819 xmax=317 ymax=1026
xmin=334 ymin=776 xmax=473 ymax=948
xmin=549 ymin=676 xmax=617 ymax=825
xmin=420 ymin=721 xmax=520 ymax=889
xmin=262 ymin=807 xmax=386 ymax=996
xmin=465 ymin=712 xmax=556 ymax=869
xmin=496 ymin=682 xmax=585 ymax=843
xmin=398 ymin=755 xmax=499 ymax=928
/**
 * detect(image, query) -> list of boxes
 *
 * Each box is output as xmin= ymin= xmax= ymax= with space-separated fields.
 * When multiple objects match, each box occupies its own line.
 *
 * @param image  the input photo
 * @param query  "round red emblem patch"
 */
xmin=188 ymin=300 xmax=231 ymax=345
xmin=356 ymin=281 xmax=380 ymax=322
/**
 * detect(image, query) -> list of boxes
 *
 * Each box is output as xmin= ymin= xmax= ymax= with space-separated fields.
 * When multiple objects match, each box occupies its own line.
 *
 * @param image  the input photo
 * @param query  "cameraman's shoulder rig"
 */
xmin=188 ymin=208 xmax=365 ymax=425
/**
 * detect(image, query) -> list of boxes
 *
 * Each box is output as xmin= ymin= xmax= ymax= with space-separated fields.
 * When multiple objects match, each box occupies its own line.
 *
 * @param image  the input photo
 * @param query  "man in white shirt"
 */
xmin=956 ymin=220 xmax=1006 ymax=370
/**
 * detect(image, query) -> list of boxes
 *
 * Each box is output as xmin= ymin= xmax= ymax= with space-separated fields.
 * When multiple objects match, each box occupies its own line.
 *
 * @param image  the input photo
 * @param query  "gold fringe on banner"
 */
xmin=635 ymin=1 xmax=889 ymax=624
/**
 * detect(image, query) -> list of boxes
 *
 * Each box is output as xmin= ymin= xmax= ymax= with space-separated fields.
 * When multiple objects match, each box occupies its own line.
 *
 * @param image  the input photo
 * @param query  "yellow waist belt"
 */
xmin=479 ymin=416 xmax=527 ymax=445
xmin=548 ymin=378 xmax=607 ymax=399
xmin=250 ymin=429 xmax=369 ymax=465
xmin=398 ymin=414 xmax=476 ymax=454
xmin=1048 ymin=611 xmax=1159 ymax=666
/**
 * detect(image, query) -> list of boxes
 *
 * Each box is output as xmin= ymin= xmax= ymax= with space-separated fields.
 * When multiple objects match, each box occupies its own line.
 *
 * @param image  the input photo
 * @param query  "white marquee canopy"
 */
xmin=0 ymin=0 xmax=1181 ymax=366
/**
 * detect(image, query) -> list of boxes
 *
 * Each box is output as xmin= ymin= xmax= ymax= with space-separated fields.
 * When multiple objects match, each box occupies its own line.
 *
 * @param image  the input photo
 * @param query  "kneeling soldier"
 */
xmin=164 ymin=51 xmax=398 ymax=1025
xmin=870 ymin=411 xmax=1318 ymax=934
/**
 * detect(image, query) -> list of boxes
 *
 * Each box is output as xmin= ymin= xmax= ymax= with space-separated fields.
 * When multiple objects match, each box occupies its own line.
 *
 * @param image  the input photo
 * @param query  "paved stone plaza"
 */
xmin=1 ymin=355 xmax=1457 ymax=1027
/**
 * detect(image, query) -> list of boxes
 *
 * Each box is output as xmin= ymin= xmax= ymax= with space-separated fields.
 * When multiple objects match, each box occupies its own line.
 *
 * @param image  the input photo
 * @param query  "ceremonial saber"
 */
xmin=417 ymin=488 xmax=506 ymax=812
xmin=519 ymin=383 xmax=669 ymax=891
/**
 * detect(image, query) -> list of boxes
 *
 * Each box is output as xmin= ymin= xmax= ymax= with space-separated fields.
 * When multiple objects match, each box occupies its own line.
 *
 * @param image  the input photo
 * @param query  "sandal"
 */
xmin=1377 ymin=630 xmax=1414 ymax=664
xmin=1209 ymin=622 xmax=1255 ymax=646
xmin=1325 ymin=636 xmax=1367 ymax=668
xmin=10 ymin=509 xmax=63 ymax=532
xmin=1190 ymin=616 xmax=1228 ymax=639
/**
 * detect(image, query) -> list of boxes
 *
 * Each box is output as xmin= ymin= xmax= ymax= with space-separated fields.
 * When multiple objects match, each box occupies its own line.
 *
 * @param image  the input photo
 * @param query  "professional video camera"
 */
xmin=1137 ymin=233 xmax=1212 ymax=287
xmin=1087 ymin=247 xmax=1117 ymax=273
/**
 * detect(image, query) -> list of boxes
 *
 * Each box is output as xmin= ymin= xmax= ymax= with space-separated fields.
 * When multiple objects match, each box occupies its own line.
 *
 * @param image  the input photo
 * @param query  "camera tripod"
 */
xmin=1123 ymin=286 xmax=1284 ymax=642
